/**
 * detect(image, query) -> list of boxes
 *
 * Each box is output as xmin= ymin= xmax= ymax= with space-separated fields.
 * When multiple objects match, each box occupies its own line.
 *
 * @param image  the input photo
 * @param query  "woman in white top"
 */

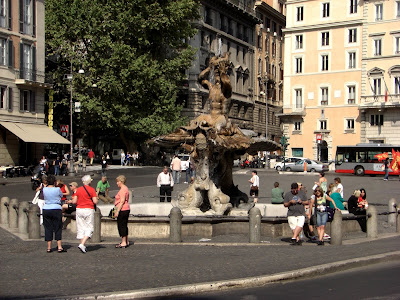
xmin=334 ymin=177 xmax=344 ymax=198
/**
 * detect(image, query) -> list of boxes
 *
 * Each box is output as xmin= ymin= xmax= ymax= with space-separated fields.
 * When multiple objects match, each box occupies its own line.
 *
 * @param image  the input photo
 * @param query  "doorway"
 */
xmin=318 ymin=140 xmax=328 ymax=162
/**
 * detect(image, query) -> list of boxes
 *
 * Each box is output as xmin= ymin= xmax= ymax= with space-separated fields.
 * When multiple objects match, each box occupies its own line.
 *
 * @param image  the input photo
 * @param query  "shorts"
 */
xmin=250 ymin=187 xmax=259 ymax=197
xmin=317 ymin=211 xmax=328 ymax=227
xmin=288 ymin=216 xmax=305 ymax=230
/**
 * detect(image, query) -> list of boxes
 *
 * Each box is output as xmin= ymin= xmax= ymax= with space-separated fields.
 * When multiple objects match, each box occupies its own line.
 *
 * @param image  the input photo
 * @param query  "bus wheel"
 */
xmin=355 ymin=166 xmax=365 ymax=176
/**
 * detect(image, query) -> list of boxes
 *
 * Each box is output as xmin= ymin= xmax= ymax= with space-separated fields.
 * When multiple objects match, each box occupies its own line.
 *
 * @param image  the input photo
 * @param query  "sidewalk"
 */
xmin=0 ymin=224 xmax=399 ymax=299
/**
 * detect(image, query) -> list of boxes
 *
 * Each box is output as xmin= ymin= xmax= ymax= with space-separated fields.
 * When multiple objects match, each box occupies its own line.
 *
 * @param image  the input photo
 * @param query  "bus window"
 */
xmin=356 ymin=151 xmax=366 ymax=163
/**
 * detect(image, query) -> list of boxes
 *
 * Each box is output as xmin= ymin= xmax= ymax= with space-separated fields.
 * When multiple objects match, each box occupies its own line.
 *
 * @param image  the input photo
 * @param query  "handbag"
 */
xmin=108 ymin=207 xmax=116 ymax=218
xmin=326 ymin=206 xmax=335 ymax=222
xmin=250 ymin=185 xmax=259 ymax=192
xmin=32 ymin=190 xmax=40 ymax=204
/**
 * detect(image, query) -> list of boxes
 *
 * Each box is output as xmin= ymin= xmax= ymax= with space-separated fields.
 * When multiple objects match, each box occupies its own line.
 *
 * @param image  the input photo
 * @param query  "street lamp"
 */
xmin=66 ymin=66 xmax=84 ymax=176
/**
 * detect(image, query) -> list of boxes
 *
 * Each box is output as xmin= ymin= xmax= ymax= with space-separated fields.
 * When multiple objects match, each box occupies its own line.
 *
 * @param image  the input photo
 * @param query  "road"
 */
xmin=161 ymin=261 xmax=400 ymax=300
xmin=1 ymin=166 xmax=400 ymax=206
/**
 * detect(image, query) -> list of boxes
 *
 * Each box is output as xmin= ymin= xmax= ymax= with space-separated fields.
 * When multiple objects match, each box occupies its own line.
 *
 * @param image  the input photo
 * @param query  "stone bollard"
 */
xmin=367 ymin=205 xmax=378 ymax=239
xmin=330 ymin=210 xmax=342 ymax=245
xmin=249 ymin=207 xmax=261 ymax=243
xmin=388 ymin=198 xmax=397 ymax=226
xmin=8 ymin=198 xmax=19 ymax=230
xmin=92 ymin=207 xmax=102 ymax=243
xmin=18 ymin=201 xmax=30 ymax=234
xmin=28 ymin=204 xmax=40 ymax=239
xmin=0 ymin=197 xmax=10 ymax=226
xmin=169 ymin=207 xmax=182 ymax=243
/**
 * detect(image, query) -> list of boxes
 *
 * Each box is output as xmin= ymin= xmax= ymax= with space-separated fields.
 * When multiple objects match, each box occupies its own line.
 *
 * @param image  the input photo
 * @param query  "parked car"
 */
xmin=284 ymin=159 xmax=329 ymax=173
xmin=275 ymin=157 xmax=305 ymax=171
xmin=178 ymin=154 xmax=190 ymax=171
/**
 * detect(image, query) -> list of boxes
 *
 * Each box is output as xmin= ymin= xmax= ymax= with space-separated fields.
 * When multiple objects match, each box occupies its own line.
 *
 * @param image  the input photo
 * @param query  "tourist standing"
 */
xmin=157 ymin=166 xmax=174 ymax=202
xmin=101 ymin=156 xmax=108 ymax=176
xmin=383 ymin=157 xmax=390 ymax=181
xmin=53 ymin=157 xmax=61 ymax=175
xmin=248 ymin=170 xmax=259 ymax=203
xmin=170 ymin=155 xmax=182 ymax=184
xmin=42 ymin=175 xmax=66 ymax=253
xmin=283 ymin=182 xmax=308 ymax=245
xmin=114 ymin=175 xmax=130 ymax=248
xmin=88 ymin=149 xmax=95 ymax=166
xmin=72 ymin=175 xmax=98 ymax=253
xmin=120 ymin=150 xmax=125 ymax=166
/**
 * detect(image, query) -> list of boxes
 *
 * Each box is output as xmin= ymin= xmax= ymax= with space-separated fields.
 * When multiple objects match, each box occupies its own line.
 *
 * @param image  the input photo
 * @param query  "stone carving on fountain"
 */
xmin=150 ymin=52 xmax=281 ymax=216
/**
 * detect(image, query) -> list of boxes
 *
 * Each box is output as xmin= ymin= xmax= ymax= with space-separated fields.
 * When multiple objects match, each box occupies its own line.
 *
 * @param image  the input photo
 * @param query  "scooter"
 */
xmin=31 ymin=165 xmax=46 ymax=190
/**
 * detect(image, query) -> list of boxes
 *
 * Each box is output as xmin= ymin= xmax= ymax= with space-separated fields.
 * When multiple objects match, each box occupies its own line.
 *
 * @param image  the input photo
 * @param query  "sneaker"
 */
xmin=78 ymin=244 xmax=86 ymax=253
xmin=317 ymin=240 xmax=325 ymax=246
xmin=383 ymin=179 xmax=388 ymax=181
xmin=296 ymin=240 xmax=303 ymax=246
xmin=323 ymin=233 xmax=331 ymax=240
xmin=290 ymin=238 xmax=297 ymax=245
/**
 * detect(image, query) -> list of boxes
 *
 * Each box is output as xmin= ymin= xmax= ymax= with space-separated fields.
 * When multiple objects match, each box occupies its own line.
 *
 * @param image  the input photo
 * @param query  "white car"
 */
xmin=275 ymin=157 xmax=305 ymax=171
xmin=178 ymin=154 xmax=190 ymax=171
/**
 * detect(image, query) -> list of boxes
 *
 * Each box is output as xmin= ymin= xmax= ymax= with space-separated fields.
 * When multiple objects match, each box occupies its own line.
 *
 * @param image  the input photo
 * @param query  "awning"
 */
xmin=0 ymin=121 xmax=70 ymax=144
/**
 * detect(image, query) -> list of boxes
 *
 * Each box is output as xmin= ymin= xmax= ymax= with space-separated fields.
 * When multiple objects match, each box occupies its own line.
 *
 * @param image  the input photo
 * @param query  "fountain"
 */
xmin=151 ymin=52 xmax=280 ymax=216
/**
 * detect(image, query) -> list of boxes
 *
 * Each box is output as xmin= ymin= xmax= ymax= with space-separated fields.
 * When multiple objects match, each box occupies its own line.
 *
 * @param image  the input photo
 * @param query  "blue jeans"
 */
xmin=172 ymin=170 xmax=180 ymax=184
xmin=384 ymin=168 xmax=389 ymax=180
xmin=185 ymin=169 xmax=191 ymax=183
xmin=317 ymin=211 xmax=328 ymax=227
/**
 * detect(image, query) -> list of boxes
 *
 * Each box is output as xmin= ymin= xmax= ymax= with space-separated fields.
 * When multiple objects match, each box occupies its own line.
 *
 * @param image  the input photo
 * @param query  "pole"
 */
xmin=69 ymin=63 xmax=74 ymax=176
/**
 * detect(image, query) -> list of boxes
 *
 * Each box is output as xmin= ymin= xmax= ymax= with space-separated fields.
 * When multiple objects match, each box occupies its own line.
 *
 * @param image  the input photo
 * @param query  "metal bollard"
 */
xmin=18 ymin=201 xmax=30 ymax=234
xmin=330 ymin=210 xmax=342 ymax=245
xmin=92 ymin=207 xmax=102 ymax=243
xmin=388 ymin=199 xmax=397 ymax=226
xmin=397 ymin=208 xmax=400 ymax=234
xmin=367 ymin=205 xmax=378 ymax=239
xmin=8 ymin=198 xmax=19 ymax=230
xmin=169 ymin=207 xmax=182 ymax=243
xmin=0 ymin=197 xmax=10 ymax=226
xmin=249 ymin=207 xmax=261 ymax=243
xmin=28 ymin=204 xmax=40 ymax=239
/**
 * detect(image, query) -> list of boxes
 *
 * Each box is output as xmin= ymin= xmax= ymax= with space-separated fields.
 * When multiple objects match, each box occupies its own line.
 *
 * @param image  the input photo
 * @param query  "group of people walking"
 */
xmin=36 ymin=173 xmax=131 ymax=253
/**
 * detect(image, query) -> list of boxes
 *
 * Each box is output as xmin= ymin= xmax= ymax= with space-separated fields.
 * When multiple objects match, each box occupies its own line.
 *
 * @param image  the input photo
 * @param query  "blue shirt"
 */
xmin=42 ymin=187 xmax=63 ymax=210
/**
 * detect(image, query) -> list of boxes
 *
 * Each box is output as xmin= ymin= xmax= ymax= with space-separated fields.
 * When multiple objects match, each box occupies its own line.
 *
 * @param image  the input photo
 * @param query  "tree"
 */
xmin=46 ymin=0 xmax=200 ymax=151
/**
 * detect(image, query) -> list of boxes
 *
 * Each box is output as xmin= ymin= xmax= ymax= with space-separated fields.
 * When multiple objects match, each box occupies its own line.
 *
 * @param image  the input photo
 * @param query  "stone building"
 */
xmin=181 ymin=0 xmax=260 ymax=135
xmin=0 ymin=0 xmax=68 ymax=166
xmin=254 ymin=0 xmax=285 ymax=143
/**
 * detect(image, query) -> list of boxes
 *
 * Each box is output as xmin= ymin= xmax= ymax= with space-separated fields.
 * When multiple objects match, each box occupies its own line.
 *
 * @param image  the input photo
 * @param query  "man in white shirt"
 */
xmin=157 ymin=166 xmax=174 ymax=202
xmin=248 ymin=170 xmax=260 ymax=203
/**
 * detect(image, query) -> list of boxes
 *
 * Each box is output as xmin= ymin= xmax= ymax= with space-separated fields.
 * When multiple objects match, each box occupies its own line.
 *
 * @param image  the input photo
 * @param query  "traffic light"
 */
xmin=280 ymin=135 xmax=290 ymax=148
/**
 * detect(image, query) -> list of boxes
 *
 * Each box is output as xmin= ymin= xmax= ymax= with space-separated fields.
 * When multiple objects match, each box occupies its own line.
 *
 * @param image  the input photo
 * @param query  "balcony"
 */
xmin=228 ymin=0 xmax=254 ymax=14
xmin=15 ymin=69 xmax=52 ymax=88
xmin=360 ymin=94 xmax=400 ymax=108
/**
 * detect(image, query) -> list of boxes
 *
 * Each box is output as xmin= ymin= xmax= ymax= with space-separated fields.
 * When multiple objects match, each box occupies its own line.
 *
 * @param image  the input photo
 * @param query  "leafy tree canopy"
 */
xmin=46 ymin=0 xmax=199 ymax=147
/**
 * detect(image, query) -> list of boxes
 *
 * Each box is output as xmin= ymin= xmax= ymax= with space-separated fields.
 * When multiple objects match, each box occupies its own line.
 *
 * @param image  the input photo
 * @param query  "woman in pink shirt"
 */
xmin=114 ymin=175 xmax=131 ymax=248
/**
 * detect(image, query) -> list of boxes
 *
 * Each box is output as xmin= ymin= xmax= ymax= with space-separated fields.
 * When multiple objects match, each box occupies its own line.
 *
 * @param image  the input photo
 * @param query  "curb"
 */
xmin=51 ymin=250 xmax=400 ymax=300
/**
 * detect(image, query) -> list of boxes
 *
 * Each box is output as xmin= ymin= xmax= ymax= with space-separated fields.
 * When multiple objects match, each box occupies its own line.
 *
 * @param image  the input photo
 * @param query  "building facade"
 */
xmin=359 ymin=0 xmax=400 ymax=144
xmin=281 ymin=0 xmax=364 ymax=161
xmin=254 ymin=0 xmax=285 ymax=143
xmin=0 ymin=0 xmax=67 ymax=166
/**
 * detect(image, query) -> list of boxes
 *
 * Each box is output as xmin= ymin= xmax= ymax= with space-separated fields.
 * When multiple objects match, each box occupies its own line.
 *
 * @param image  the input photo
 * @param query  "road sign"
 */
xmin=316 ymin=134 xmax=322 ymax=143
xmin=60 ymin=124 xmax=69 ymax=137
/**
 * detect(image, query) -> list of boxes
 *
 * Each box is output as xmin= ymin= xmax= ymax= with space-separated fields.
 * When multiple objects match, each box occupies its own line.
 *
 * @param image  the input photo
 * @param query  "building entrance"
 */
xmin=318 ymin=140 xmax=328 ymax=162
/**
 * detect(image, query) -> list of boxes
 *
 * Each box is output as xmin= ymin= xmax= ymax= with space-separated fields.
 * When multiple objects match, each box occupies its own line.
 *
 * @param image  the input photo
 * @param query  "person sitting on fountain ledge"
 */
xmin=284 ymin=182 xmax=308 ymax=246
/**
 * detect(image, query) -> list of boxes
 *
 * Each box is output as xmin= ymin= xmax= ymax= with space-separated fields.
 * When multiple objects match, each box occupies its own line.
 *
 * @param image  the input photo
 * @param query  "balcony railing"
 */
xmin=15 ymin=69 xmax=53 ymax=86
xmin=361 ymin=94 xmax=400 ymax=104
xmin=228 ymin=0 xmax=254 ymax=13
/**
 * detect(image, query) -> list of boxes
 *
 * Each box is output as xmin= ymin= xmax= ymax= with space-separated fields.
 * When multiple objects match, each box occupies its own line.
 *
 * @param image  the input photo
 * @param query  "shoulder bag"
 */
xmin=83 ymin=185 xmax=96 ymax=210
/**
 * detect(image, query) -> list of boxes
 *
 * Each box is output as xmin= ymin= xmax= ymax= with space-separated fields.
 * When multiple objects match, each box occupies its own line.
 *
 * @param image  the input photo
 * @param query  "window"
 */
xmin=375 ymin=4 xmax=383 ymax=21
xmin=0 ymin=0 xmax=10 ymax=29
xmin=320 ymin=120 xmax=327 ymax=130
xmin=204 ymin=7 xmax=212 ymax=25
xmin=295 ymin=89 xmax=302 ymax=108
xmin=350 ymin=0 xmax=357 ymax=14
xmin=321 ymin=55 xmax=329 ymax=71
xmin=296 ymin=6 xmax=304 ymax=22
xmin=20 ymin=43 xmax=36 ymax=80
xmin=321 ymin=32 xmax=329 ymax=46
xmin=295 ymin=35 xmax=303 ymax=49
xmin=374 ymin=39 xmax=382 ymax=56
xmin=19 ymin=89 xmax=35 ymax=112
xmin=295 ymin=57 xmax=302 ymax=73
xmin=348 ymin=52 xmax=356 ymax=69
xmin=349 ymin=29 xmax=357 ymax=43
xmin=373 ymin=78 xmax=382 ymax=95
xmin=20 ymin=0 xmax=35 ymax=35
xmin=322 ymin=3 xmax=330 ymax=18
xmin=394 ymin=77 xmax=400 ymax=94
xmin=397 ymin=1 xmax=400 ymax=18
xmin=0 ymin=38 xmax=5 ymax=65
xmin=346 ymin=119 xmax=355 ymax=130
xmin=0 ymin=85 xmax=6 ymax=109
xmin=370 ymin=114 xmax=384 ymax=126
xmin=321 ymin=87 xmax=328 ymax=105
xmin=292 ymin=148 xmax=303 ymax=157
xmin=294 ymin=121 xmax=301 ymax=131
xmin=348 ymin=85 xmax=356 ymax=104
xmin=395 ymin=36 xmax=400 ymax=54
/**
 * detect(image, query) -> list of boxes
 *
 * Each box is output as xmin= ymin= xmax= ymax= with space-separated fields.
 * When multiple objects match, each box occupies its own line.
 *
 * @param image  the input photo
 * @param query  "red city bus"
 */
xmin=335 ymin=144 xmax=400 ymax=176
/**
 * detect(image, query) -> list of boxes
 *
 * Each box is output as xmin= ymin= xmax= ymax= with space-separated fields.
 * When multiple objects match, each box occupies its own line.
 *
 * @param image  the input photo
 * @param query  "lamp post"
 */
xmin=66 ymin=66 xmax=84 ymax=176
